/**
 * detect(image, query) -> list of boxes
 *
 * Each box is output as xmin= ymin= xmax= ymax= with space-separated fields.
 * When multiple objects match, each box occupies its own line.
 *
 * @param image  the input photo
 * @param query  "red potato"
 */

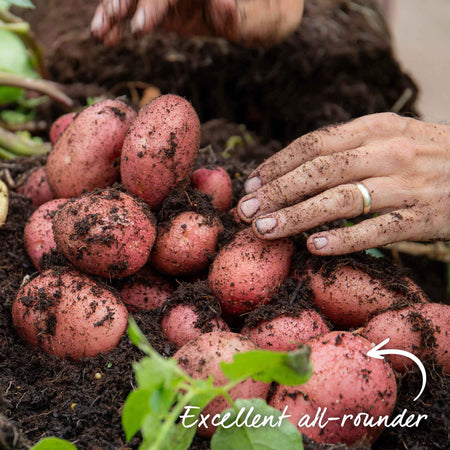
xmin=191 ymin=166 xmax=232 ymax=211
xmin=17 ymin=167 xmax=53 ymax=207
xmin=270 ymin=331 xmax=397 ymax=445
xmin=242 ymin=310 xmax=330 ymax=351
xmin=162 ymin=304 xmax=230 ymax=347
xmin=151 ymin=212 xmax=222 ymax=276
xmin=12 ymin=269 xmax=128 ymax=359
xmin=49 ymin=112 xmax=76 ymax=145
xmin=46 ymin=99 xmax=136 ymax=198
xmin=121 ymin=94 xmax=200 ymax=208
xmin=119 ymin=266 xmax=173 ymax=312
xmin=306 ymin=265 xmax=427 ymax=328
xmin=24 ymin=198 xmax=68 ymax=270
xmin=209 ymin=228 xmax=293 ymax=315
xmin=174 ymin=331 xmax=270 ymax=438
xmin=53 ymin=188 xmax=156 ymax=278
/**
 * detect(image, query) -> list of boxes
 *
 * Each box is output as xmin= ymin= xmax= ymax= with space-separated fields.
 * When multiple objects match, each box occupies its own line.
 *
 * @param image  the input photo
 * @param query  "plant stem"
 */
xmin=0 ymin=71 xmax=73 ymax=108
xmin=0 ymin=21 xmax=30 ymax=33
xmin=0 ymin=126 xmax=50 ymax=156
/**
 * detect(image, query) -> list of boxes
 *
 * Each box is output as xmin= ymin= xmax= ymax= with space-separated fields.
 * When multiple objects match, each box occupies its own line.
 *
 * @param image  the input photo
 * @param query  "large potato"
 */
xmin=12 ymin=268 xmax=128 ymax=359
xmin=46 ymin=100 xmax=136 ymax=198
xmin=174 ymin=332 xmax=270 ymax=438
xmin=270 ymin=331 xmax=397 ymax=445
xmin=209 ymin=229 xmax=293 ymax=315
xmin=53 ymin=188 xmax=156 ymax=278
xmin=121 ymin=94 xmax=200 ymax=208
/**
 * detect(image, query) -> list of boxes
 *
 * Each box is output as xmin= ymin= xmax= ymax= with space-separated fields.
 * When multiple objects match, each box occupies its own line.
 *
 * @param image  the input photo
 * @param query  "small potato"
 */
xmin=119 ymin=266 xmax=173 ymax=312
xmin=306 ymin=264 xmax=427 ymax=328
xmin=49 ymin=112 xmax=76 ymax=145
xmin=174 ymin=332 xmax=270 ymax=438
xmin=209 ymin=229 xmax=293 ymax=315
xmin=162 ymin=304 xmax=230 ymax=347
xmin=121 ymin=94 xmax=200 ymax=208
xmin=47 ymin=100 xmax=136 ymax=198
xmin=24 ymin=198 xmax=68 ymax=270
xmin=151 ymin=212 xmax=222 ymax=276
xmin=270 ymin=331 xmax=397 ymax=445
xmin=53 ymin=188 xmax=156 ymax=278
xmin=242 ymin=311 xmax=330 ymax=351
xmin=12 ymin=268 xmax=128 ymax=359
xmin=191 ymin=166 xmax=232 ymax=211
xmin=17 ymin=167 xmax=53 ymax=208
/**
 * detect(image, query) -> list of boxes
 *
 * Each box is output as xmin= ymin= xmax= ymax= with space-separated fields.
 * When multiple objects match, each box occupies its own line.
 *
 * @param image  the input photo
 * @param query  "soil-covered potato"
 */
xmin=46 ymin=99 xmax=136 ymax=198
xmin=121 ymin=94 xmax=200 ymax=208
xmin=24 ymin=198 xmax=68 ymax=270
xmin=209 ymin=229 xmax=293 ymax=315
xmin=191 ymin=166 xmax=232 ymax=211
xmin=174 ymin=331 xmax=270 ymax=438
xmin=53 ymin=188 xmax=156 ymax=278
xmin=270 ymin=331 xmax=397 ymax=445
xmin=17 ymin=167 xmax=53 ymax=207
xmin=12 ymin=268 xmax=128 ymax=359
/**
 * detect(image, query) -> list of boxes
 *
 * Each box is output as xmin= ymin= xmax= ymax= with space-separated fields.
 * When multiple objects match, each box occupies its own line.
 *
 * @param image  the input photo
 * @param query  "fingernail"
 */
xmin=245 ymin=177 xmax=262 ymax=194
xmin=91 ymin=11 xmax=104 ymax=32
xmin=255 ymin=217 xmax=277 ymax=235
xmin=313 ymin=237 xmax=328 ymax=250
xmin=240 ymin=198 xmax=260 ymax=218
xmin=112 ymin=0 xmax=120 ymax=14
xmin=131 ymin=9 xmax=146 ymax=32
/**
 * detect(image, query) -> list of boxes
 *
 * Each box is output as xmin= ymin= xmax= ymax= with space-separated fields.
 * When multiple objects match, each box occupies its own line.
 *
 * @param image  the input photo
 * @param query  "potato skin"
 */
xmin=46 ymin=100 xmax=136 ymax=198
xmin=119 ymin=266 xmax=173 ymax=312
xmin=24 ymin=198 xmax=68 ymax=270
xmin=53 ymin=188 xmax=156 ymax=278
xmin=12 ymin=269 xmax=128 ymax=359
xmin=151 ymin=212 xmax=222 ymax=276
xmin=121 ymin=94 xmax=200 ymax=208
xmin=242 ymin=311 xmax=330 ymax=351
xmin=49 ymin=112 xmax=76 ymax=145
xmin=174 ymin=332 xmax=270 ymax=438
xmin=269 ymin=331 xmax=397 ymax=445
xmin=191 ymin=166 xmax=232 ymax=211
xmin=17 ymin=167 xmax=53 ymax=208
xmin=307 ymin=265 xmax=427 ymax=328
xmin=209 ymin=229 xmax=293 ymax=315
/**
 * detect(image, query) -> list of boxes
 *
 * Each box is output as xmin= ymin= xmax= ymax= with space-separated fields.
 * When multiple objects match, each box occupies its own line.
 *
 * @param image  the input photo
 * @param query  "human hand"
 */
xmin=237 ymin=113 xmax=450 ymax=255
xmin=91 ymin=0 xmax=304 ymax=47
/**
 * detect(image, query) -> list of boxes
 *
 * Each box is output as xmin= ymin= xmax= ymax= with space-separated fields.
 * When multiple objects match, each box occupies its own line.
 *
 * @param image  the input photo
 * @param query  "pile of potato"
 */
xmin=14 ymin=95 xmax=449 ymax=446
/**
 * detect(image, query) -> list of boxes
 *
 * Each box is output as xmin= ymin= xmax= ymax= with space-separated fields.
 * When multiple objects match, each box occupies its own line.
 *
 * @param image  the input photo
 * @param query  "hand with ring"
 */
xmin=237 ymin=113 xmax=450 ymax=255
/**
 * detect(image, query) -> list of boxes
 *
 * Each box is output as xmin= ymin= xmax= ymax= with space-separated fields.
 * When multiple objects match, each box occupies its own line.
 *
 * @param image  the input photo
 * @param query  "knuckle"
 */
xmin=264 ymin=178 xmax=290 ymax=207
xmin=360 ymin=112 xmax=405 ymax=133
xmin=325 ymin=186 xmax=361 ymax=213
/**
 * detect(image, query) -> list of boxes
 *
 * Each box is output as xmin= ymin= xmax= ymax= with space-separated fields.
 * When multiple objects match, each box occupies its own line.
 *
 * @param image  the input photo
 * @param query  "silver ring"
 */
xmin=354 ymin=182 xmax=372 ymax=214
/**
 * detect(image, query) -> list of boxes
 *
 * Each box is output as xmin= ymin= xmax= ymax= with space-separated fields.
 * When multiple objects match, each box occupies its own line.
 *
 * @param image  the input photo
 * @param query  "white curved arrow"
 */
xmin=367 ymin=338 xmax=426 ymax=401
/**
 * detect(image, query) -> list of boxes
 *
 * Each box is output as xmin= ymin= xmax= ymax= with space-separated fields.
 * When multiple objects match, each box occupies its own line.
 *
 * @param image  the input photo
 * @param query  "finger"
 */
xmin=208 ymin=0 xmax=239 ymax=40
xmin=103 ymin=23 xmax=125 ymax=47
xmin=104 ymin=0 xmax=136 ymax=18
xmin=131 ymin=0 xmax=176 ymax=35
xmin=238 ymin=146 xmax=391 ymax=222
xmin=245 ymin=112 xmax=408 ymax=194
xmin=306 ymin=208 xmax=429 ymax=255
xmin=91 ymin=4 xmax=110 ymax=38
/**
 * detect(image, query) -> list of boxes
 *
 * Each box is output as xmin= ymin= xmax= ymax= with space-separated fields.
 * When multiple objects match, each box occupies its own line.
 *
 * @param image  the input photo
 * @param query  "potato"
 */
xmin=49 ymin=112 xmax=76 ymax=145
xmin=12 ymin=268 xmax=128 ymax=359
xmin=191 ymin=166 xmax=232 ymax=211
xmin=306 ymin=264 xmax=427 ymax=328
xmin=209 ymin=229 xmax=293 ymax=315
xmin=364 ymin=304 xmax=449 ymax=374
xmin=242 ymin=310 xmax=330 ymax=351
xmin=17 ymin=167 xmax=53 ymax=208
xmin=119 ymin=266 xmax=173 ymax=312
xmin=121 ymin=94 xmax=200 ymax=208
xmin=24 ymin=198 xmax=68 ymax=270
xmin=46 ymin=99 xmax=136 ymax=198
xmin=53 ymin=188 xmax=156 ymax=278
xmin=174 ymin=331 xmax=270 ymax=438
xmin=162 ymin=304 xmax=230 ymax=348
xmin=151 ymin=212 xmax=222 ymax=276
xmin=270 ymin=331 xmax=397 ymax=445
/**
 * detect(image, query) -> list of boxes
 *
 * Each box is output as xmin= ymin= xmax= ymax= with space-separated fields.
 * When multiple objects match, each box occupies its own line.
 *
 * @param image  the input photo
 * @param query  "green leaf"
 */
xmin=134 ymin=356 xmax=183 ymax=390
xmin=365 ymin=248 xmax=384 ymax=258
xmin=122 ymin=389 xmax=152 ymax=441
xmin=0 ymin=0 xmax=34 ymax=8
xmin=211 ymin=399 xmax=303 ymax=450
xmin=30 ymin=437 xmax=77 ymax=450
xmin=0 ymin=108 xmax=34 ymax=125
xmin=220 ymin=348 xmax=312 ymax=385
